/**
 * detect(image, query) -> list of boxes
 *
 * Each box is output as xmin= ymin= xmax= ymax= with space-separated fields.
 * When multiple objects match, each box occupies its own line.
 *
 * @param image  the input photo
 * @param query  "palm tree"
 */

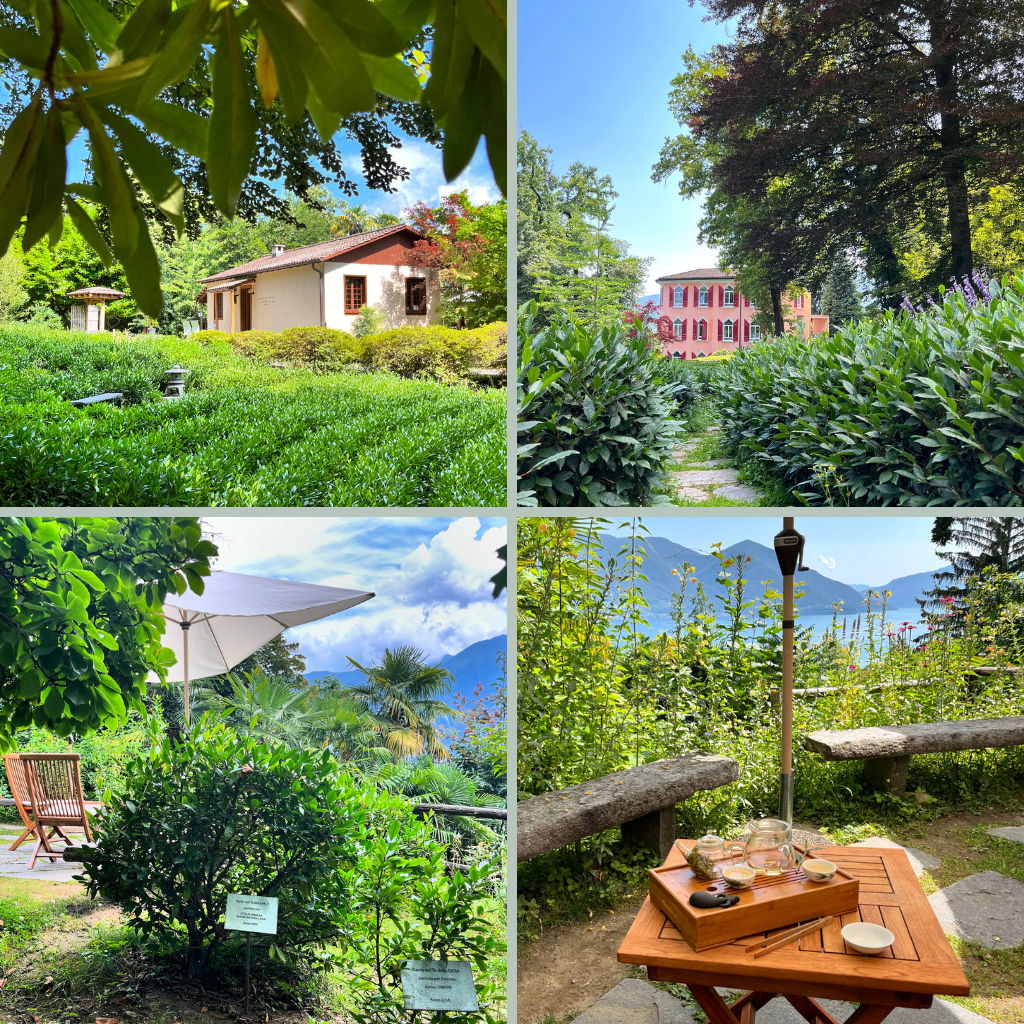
xmin=340 ymin=646 xmax=459 ymax=759
xmin=201 ymin=670 xmax=375 ymax=752
xmin=329 ymin=203 xmax=402 ymax=237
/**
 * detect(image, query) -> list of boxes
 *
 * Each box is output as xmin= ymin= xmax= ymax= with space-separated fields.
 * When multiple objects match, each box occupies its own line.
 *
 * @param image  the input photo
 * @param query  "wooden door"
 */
xmin=241 ymin=288 xmax=252 ymax=331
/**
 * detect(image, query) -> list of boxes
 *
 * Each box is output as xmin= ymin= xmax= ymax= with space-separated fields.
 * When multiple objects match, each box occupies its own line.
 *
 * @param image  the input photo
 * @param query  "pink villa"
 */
xmin=655 ymin=268 xmax=829 ymax=359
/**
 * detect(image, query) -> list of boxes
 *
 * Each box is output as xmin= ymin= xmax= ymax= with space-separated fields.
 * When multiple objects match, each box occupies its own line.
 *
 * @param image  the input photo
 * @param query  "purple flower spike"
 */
xmin=972 ymin=269 xmax=992 ymax=302
xmin=901 ymin=291 xmax=916 ymax=314
xmin=961 ymin=277 xmax=979 ymax=307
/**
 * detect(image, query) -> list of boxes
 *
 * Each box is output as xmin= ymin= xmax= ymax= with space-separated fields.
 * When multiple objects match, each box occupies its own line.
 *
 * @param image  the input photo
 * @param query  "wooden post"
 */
xmin=182 ymin=621 xmax=191 ymax=726
xmin=99 ymin=299 xmax=106 ymax=332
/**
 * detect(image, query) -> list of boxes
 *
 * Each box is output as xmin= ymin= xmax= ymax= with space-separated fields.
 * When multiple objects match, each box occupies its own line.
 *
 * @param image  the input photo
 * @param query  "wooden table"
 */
xmin=618 ymin=842 xmax=969 ymax=1024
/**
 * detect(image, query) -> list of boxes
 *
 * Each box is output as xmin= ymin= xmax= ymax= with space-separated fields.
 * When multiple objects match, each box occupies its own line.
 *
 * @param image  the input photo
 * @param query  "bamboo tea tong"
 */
xmin=746 ymin=916 xmax=833 ymax=958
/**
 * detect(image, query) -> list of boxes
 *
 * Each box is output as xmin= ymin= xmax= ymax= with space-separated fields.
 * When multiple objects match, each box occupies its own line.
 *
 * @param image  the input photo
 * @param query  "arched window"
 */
xmin=673 ymin=351 xmax=683 ymax=359
xmin=723 ymin=319 xmax=734 ymax=341
xmin=723 ymin=285 xmax=734 ymax=307
xmin=796 ymin=293 xmax=804 ymax=309
xmin=673 ymin=317 xmax=683 ymax=339
xmin=750 ymin=324 xmax=761 ymax=342
xmin=673 ymin=285 xmax=684 ymax=307
xmin=697 ymin=318 xmax=707 ymax=340
xmin=696 ymin=350 xmax=707 ymax=358
xmin=698 ymin=285 xmax=708 ymax=307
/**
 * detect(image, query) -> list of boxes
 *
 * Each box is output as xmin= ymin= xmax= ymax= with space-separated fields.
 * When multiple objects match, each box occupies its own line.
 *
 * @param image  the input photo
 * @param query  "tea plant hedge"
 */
xmin=0 ymin=326 xmax=504 ymax=506
xmin=718 ymin=276 xmax=1024 ymax=505
xmin=517 ymin=307 xmax=682 ymax=506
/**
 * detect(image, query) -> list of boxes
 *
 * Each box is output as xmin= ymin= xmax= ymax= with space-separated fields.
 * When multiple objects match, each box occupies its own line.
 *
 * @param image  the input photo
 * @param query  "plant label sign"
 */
xmin=225 ymin=894 xmax=279 ymax=935
xmin=401 ymin=960 xmax=479 ymax=1012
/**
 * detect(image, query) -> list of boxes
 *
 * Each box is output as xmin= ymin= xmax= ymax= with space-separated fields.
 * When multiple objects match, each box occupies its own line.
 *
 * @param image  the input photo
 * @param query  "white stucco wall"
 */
xmin=323 ymin=263 xmax=440 ymax=330
xmin=203 ymin=261 xmax=441 ymax=334
xmin=251 ymin=265 xmax=321 ymax=332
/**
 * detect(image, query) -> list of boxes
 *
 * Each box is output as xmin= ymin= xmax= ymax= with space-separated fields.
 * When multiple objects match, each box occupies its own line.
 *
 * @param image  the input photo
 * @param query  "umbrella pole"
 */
xmin=181 ymin=621 xmax=191 ymax=727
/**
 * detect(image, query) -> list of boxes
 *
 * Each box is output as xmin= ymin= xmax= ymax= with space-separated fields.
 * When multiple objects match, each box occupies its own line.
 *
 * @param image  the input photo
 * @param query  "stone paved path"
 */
xmin=848 ymin=836 xmax=940 ymax=877
xmin=987 ymin=825 xmax=1024 ymax=843
xmin=573 ymin=979 xmax=997 ymax=1024
xmin=0 ymin=823 xmax=91 ymax=881
xmin=929 ymin=870 xmax=1024 ymax=949
xmin=669 ymin=437 xmax=761 ymax=503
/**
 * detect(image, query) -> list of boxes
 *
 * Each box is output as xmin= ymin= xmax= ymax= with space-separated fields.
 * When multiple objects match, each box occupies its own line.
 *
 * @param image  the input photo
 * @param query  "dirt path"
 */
xmin=517 ymin=808 xmax=1024 ymax=1024
xmin=516 ymin=895 xmax=647 ymax=1024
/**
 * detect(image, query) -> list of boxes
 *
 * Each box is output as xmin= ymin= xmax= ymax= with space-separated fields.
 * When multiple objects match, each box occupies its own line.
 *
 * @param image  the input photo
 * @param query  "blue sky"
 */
xmin=609 ymin=517 xmax=946 ymax=587
xmin=198 ymin=516 xmax=507 ymax=672
xmin=66 ymin=124 xmax=497 ymax=222
xmin=518 ymin=0 xmax=732 ymax=293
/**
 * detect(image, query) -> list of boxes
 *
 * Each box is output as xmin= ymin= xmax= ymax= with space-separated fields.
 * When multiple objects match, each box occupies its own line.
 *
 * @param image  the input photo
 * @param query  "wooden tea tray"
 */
xmin=649 ymin=841 xmax=860 ymax=951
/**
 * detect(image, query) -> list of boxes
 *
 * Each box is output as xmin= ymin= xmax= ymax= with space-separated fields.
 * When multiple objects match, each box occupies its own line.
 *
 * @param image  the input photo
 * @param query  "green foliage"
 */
xmin=0 ymin=0 xmax=505 ymax=317
xmin=77 ymin=719 xmax=400 ymax=978
xmin=0 ymin=326 xmax=505 ymax=506
xmin=337 ymin=819 xmax=505 ymax=1024
xmin=716 ymin=274 xmax=1024 ymax=505
xmin=820 ymin=254 xmax=864 ymax=334
xmin=277 ymin=326 xmax=359 ymax=372
xmin=518 ymin=131 xmax=650 ymax=328
xmin=517 ymin=516 xmax=1024 ymax=927
xmin=352 ymin=304 xmax=386 ymax=338
xmin=363 ymin=323 xmax=505 ymax=381
xmin=517 ymin=305 xmax=683 ymax=506
xmin=0 ymin=516 xmax=214 ymax=743
xmin=656 ymin=357 xmax=724 ymax=416
xmin=341 ymin=645 xmax=458 ymax=759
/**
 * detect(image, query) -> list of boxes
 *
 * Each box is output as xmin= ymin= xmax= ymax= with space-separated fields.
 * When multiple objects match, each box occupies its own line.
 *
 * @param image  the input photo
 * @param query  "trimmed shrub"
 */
xmin=191 ymin=330 xmax=232 ymax=346
xmin=278 ymin=326 xmax=360 ymax=370
xmin=227 ymin=329 xmax=281 ymax=359
xmin=517 ymin=304 xmax=682 ymax=506
xmin=717 ymin=274 xmax=1024 ymax=505
xmin=363 ymin=325 xmax=488 ymax=382
xmin=472 ymin=322 xmax=508 ymax=368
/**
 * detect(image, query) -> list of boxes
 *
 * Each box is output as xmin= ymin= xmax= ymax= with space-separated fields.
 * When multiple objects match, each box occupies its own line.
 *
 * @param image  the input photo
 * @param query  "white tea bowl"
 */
xmin=722 ymin=864 xmax=757 ymax=889
xmin=802 ymin=858 xmax=838 ymax=882
xmin=841 ymin=922 xmax=894 ymax=955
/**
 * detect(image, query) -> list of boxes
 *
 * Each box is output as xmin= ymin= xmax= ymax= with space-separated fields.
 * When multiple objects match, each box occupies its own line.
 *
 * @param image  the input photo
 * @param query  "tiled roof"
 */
xmin=200 ymin=225 xmax=422 ymax=284
xmin=67 ymin=286 xmax=125 ymax=297
xmin=655 ymin=268 xmax=733 ymax=282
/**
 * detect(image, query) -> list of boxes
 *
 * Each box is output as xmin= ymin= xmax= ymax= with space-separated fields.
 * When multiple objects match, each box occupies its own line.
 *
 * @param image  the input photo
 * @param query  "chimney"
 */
xmin=271 ymin=243 xmax=286 ymax=257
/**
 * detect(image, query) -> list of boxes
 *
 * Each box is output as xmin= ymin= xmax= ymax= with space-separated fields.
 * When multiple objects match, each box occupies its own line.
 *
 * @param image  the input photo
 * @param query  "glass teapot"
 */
xmin=726 ymin=818 xmax=795 ymax=875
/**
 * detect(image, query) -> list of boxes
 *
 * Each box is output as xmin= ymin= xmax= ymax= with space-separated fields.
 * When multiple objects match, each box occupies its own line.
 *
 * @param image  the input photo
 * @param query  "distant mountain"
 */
xmin=865 ymin=568 xmax=952 ymax=608
xmin=304 ymin=634 xmax=506 ymax=709
xmin=601 ymin=535 xmax=948 ymax=615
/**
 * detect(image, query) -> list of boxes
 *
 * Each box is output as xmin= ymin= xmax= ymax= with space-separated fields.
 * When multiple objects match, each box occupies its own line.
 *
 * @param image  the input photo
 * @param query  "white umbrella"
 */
xmin=149 ymin=570 xmax=375 ymax=723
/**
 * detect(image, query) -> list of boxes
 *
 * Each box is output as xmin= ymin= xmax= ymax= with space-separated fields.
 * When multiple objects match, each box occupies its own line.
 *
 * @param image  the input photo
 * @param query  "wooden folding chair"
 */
xmin=3 ymin=753 xmax=101 ymax=869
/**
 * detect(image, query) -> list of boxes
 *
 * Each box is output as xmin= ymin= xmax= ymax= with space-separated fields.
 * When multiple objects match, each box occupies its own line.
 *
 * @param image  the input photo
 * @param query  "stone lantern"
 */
xmin=163 ymin=364 xmax=190 ymax=399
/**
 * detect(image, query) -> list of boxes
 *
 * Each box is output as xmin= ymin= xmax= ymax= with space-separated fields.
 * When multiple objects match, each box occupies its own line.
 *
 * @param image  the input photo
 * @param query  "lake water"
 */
xmin=637 ymin=608 xmax=924 ymax=649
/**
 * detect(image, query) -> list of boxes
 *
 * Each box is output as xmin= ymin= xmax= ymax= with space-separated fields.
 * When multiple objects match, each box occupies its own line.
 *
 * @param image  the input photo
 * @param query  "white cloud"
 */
xmin=439 ymin=183 xmax=497 ymax=205
xmin=198 ymin=516 xmax=507 ymax=671
xmin=819 ymin=555 xmax=837 ymax=573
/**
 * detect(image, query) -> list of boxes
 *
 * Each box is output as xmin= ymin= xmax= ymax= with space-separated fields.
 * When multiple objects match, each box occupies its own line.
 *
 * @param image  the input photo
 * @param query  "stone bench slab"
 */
xmin=517 ymin=754 xmax=740 ymax=862
xmin=804 ymin=717 xmax=1024 ymax=759
xmin=70 ymin=392 xmax=123 ymax=407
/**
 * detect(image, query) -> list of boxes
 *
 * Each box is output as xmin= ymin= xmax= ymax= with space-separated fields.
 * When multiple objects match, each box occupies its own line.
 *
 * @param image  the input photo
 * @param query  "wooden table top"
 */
xmin=618 ymin=842 xmax=969 ymax=1002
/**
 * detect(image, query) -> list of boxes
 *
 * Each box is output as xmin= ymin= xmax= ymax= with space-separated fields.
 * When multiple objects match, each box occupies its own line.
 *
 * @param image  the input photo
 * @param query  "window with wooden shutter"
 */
xmin=345 ymin=276 xmax=367 ymax=314
xmin=215 ymin=292 xmax=223 ymax=319
xmin=708 ymin=286 xmax=714 ymax=308
xmin=718 ymin=320 xmax=723 ymax=341
xmin=682 ymin=286 xmax=688 ymax=307
xmin=744 ymin=321 xmax=750 ymax=342
xmin=698 ymin=286 xmax=708 ymax=307
xmin=405 ymin=277 xmax=427 ymax=315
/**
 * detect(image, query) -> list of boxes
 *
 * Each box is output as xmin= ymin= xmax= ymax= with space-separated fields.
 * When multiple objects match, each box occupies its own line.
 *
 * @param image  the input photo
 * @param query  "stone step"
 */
xmin=574 ymin=979 xmax=691 ymax=1024
xmin=987 ymin=825 xmax=1024 ymax=843
xmin=929 ymin=870 xmax=1024 ymax=949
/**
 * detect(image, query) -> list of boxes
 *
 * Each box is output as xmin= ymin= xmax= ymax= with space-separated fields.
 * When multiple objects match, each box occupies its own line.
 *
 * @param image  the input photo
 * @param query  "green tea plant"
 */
xmin=77 ymin=719 xmax=406 ymax=978
xmin=0 ymin=326 xmax=505 ymax=506
xmin=716 ymin=274 xmax=1024 ymax=506
xmin=517 ymin=305 xmax=683 ymax=506
xmin=656 ymin=357 xmax=724 ymax=416
xmin=338 ymin=817 xmax=505 ymax=1024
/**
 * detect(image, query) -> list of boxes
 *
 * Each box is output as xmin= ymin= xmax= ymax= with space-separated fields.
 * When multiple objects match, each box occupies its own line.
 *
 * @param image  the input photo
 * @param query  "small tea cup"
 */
xmin=841 ymin=922 xmax=894 ymax=955
xmin=722 ymin=864 xmax=756 ymax=889
xmin=802 ymin=858 xmax=838 ymax=882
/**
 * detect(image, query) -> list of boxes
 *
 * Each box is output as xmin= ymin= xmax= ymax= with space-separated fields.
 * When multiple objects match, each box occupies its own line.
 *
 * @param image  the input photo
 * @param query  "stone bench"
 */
xmin=516 ymin=753 xmax=740 ymax=862
xmin=804 ymin=716 xmax=1024 ymax=793
xmin=69 ymin=392 xmax=122 ymax=407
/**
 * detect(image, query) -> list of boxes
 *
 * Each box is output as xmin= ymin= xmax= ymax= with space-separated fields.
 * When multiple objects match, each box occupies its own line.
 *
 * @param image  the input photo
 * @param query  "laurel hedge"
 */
xmin=717 ymin=274 xmax=1024 ymax=505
